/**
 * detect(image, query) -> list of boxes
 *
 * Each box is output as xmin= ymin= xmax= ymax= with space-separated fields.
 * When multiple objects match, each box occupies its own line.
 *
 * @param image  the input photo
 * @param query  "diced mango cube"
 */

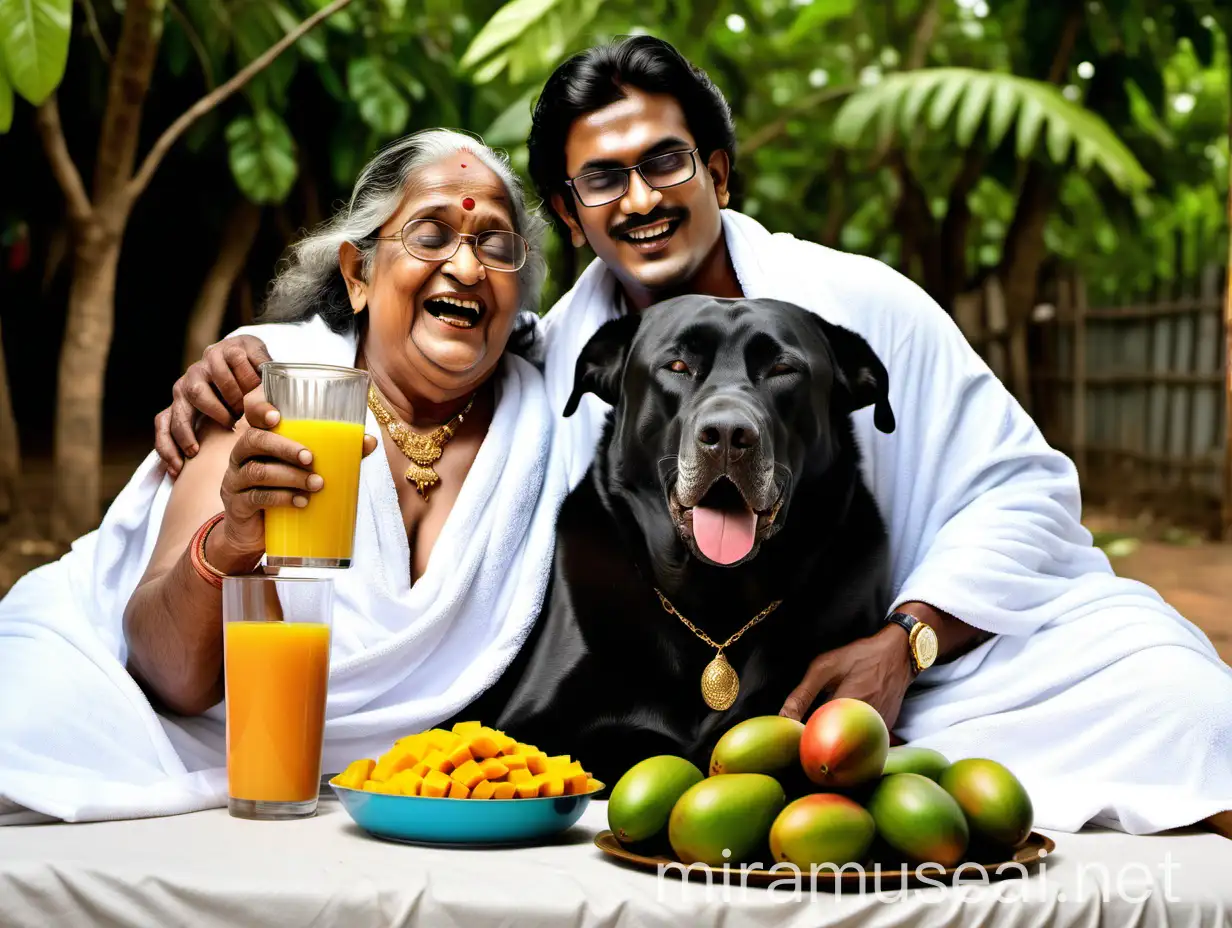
xmin=371 ymin=743 xmax=422 ymax=781
xmin=500 ymin=754 xmax=528 ymax=771
xmin=514 ymin=778 xmax=541 ymax=799
xmin=451 ymin=759 xmax=485 ymax=790
xmin=526 ymin=753 xmax=551 ymax=775
xmin=471 ymin=780 xmax=497 ymax=800
xmin=426 ymin=729 xmax=461 ymax=752
xmin=451 ymin=721 xmax=482 ymax=736
xmin=539 ymin=774 xmax=565 ymax=798
xmin=506 ymin=768 xmax=533 ymax=785
xmin=515 ymin=743 xmax=539 ymax=755
xmin=334 ymin=758 xmax=375 ymax=790
xmin=410 ymin=761 xmax=433 ymax=778
xmin=564 ymin=773 xmax=589 ymax=795
xmin=421 ymin=770 xmax=452 ymax=797
xmin=387 ymin=770 xmax=424 ymax=796
xmin=362 ymin=779 xmax=401 ymax=795
xmin=448 ymin=781 xmax=470 ymax=799
xmin=558 ymin=760 xmax=585 ymax=779
xmin=394 ymin=733 xmax=429 ymax=756
xmin=467 ymin=734 xmax=502 ymax=759
xmin=585 ymin=777 xmax=601 ymax=793
xmin=492 ymin=782 xmax=517 ymax=799
xmin=447 ymin=743 xmax=474 ymax=769
xmin=545 ymin=754 xmax=572 ymax=771
xmin=478 ymin=758 xmax=509 ymax=780
xmin=422 ymin=750 xmax=454 ymax=773
xmin=494 ymin=733 xmax=518 ymax=755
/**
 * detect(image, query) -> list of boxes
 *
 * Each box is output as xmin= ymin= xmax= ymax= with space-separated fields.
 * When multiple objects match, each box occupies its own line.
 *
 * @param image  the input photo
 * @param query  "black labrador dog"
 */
xmin=457 ymin=295 xmax=896 ymax=785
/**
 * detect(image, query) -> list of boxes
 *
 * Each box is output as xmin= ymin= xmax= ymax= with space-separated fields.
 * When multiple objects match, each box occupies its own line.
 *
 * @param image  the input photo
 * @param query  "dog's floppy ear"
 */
xmin=812 ymin=316 xmax=895 ymax=434
xmin=563 ymin=313 xmax=642 ymax=417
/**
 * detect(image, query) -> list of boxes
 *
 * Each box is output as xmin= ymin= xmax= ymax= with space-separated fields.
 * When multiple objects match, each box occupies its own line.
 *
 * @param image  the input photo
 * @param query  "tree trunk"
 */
xmin=51 ymin=224 xmax=121 ymax=542
xmin=996 ymin=164 xmax=1054 ymax=411
xmin=992 ymin=7 xmax=1084 ymax=414
xmin=821 ymin=151 xmax=846 ymax=248
xmin=1222 ymin=108 xmax=1232 ymax=541
xmin=182 ymin=200 xmax=262 ymax=369
xmin=936 ymin=147 xmax=985 ymax=310
xmin=0 ymin=315 xmax=20 ymax=522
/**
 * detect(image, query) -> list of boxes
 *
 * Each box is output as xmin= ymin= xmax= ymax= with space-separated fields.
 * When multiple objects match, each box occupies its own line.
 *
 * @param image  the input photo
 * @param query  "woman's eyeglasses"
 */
xmin=370 ymin=219 xmax=528 ymax=272
xmin=566 ymin=148 xmax=699 ymax=207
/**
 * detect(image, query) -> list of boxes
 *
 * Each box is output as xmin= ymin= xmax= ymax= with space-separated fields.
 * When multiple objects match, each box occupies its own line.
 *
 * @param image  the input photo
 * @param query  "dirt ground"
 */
xmin=1 ymin=456 xmax=1230 ymax=666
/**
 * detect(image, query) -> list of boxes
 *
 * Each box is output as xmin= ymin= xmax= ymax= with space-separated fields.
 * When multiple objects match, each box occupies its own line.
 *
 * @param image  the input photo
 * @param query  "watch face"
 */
xmin=915 ymin=625 xmax=939 ymax=669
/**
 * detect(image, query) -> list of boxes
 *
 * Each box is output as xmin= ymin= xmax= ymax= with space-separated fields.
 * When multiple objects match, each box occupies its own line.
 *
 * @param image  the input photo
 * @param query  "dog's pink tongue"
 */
xmin=692 ymin=505 xmax=757 ymax=565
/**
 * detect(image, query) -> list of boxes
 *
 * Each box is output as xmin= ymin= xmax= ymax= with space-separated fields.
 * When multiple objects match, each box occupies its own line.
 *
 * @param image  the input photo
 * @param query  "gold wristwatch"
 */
xmin=886 ymin=612 xmax=939 ymax=675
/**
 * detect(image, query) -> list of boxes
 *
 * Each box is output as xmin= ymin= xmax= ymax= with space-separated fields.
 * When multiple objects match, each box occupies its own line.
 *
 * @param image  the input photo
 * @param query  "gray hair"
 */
xmin=260 ymin=129 xmax=549 ymax=335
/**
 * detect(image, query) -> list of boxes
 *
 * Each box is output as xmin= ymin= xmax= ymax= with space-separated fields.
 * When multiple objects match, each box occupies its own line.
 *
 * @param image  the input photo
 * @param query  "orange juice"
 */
xmin=225 ymin=621 xmax=331 ymax=802
xmin=265 ymin=418 xmax=364 ymax=563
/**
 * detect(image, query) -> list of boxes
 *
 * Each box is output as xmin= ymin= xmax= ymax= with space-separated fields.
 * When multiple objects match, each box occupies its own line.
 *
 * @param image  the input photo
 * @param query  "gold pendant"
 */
xmin=404 ymin=462 xmax=440 ymax=499
xmin=701 ymin=651 xmax=739 ymax=711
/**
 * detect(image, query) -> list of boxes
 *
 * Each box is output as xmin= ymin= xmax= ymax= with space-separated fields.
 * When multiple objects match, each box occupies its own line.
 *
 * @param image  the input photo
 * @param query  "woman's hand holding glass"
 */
xmin=217 ymin=391 xmax=377 ymax=560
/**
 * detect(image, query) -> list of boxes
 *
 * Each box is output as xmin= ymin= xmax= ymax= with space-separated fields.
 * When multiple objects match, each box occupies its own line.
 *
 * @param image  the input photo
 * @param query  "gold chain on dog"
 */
xmin=654 ymin=589 xmax=783 ymax=712
xmin=368 ymin=385 xmax=475 ymax=500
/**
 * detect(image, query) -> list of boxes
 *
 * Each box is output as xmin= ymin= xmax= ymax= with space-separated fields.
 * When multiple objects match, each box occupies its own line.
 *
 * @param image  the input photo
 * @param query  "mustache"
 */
xmin=609 ymin=207 xmax=688 ymax=239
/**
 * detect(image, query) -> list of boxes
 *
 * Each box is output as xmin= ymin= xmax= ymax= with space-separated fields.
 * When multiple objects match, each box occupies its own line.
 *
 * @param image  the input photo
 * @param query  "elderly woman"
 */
xmin=0 ymin=130 xmax=564 ymax=823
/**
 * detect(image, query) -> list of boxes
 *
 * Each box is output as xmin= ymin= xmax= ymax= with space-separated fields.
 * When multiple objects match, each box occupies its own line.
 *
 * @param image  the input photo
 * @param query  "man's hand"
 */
xmin=154 ymin=335 xmax=273 ymax=477
xmin=779 ymin=625 xmax=914 ymax=740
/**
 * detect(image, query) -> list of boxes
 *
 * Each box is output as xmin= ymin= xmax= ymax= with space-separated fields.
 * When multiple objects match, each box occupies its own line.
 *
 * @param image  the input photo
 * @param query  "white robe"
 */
xmin=0 ymin=315 xmax=567 ymax=823
xmin=538 ymin=208 xmax=1232 ymax=835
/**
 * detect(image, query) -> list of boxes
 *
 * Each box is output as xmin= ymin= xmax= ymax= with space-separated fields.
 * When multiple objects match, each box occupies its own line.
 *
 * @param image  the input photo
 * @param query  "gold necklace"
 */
xmin=368 ymin=385 xmax=475 ymax=500
xmin=654 ymin=588 xmax=783 ymax=711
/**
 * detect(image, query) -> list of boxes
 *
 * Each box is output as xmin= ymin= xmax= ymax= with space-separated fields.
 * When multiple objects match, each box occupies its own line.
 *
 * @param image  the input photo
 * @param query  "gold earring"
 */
xmin=718 ymin=190 xmax=730 ymax=208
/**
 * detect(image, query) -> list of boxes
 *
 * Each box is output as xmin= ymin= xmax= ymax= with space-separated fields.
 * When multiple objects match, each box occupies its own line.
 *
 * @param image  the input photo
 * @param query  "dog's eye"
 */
xmin=667 ymin=360 xmax=691 ymax=374
xmin=768 ymin=363 xmax=796 ymax=377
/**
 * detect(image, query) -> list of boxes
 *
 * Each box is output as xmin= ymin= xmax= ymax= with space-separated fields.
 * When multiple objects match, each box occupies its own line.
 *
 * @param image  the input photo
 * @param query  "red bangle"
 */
xmin=189 ymin=512 xmax=228 ymax=589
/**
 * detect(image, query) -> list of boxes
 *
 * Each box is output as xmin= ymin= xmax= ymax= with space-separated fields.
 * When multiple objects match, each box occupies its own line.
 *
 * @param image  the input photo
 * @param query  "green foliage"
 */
xmin=0 ymin=0 xmax=71 ymax=105
xmin=226 ymin=110 xmax=299 ymax=204
xmin=784 ymin=0 xmax=855 ymax=45
xmin=484 ymin=89 xmax=536 ymax=146
xmin=0 ymin=48 xmax=12 ymax=132
xmin=832 ymin=68 xmax=1154 ymax=193
xmin=460 ymin=0 xmax=605 ymax=84
xmin=348 ymin=57 xmax=411 ymax=137
xmin=234 ymin=0 xmax=300 ymax=110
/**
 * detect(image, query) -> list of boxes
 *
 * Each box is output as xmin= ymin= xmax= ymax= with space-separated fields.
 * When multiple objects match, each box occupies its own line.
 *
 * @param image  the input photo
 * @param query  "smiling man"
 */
xmin=527 ymin=36 xmax=1232 ymax=837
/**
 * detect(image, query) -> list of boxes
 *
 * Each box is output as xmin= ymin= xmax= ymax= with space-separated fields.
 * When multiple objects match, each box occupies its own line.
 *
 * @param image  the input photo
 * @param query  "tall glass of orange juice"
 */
xmin=223 ymin=574 xmax=334 ymax=820
xmin=261 ymin=362 xmax=369 ymax=569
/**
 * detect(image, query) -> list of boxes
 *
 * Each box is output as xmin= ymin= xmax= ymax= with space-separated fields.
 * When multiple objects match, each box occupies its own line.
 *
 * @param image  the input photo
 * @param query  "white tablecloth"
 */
xmin=1 ymin=798 xmax=1229 ymax=926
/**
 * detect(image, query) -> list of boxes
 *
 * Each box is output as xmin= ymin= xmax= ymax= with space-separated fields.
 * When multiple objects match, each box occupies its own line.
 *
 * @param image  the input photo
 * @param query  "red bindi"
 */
xmin=462 ymin=197 xmax=476 ymax=211
xmin=460 ymin=163 xmax=467 ymax=168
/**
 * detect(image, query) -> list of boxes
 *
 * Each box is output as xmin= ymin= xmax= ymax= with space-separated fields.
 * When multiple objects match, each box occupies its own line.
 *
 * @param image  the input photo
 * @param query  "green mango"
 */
xmin=940 ymin=758 xmax=1034 ymax=848
xmin=882 ymin=746 xmax=950 ymax=781
xmin=668 ymin=773 xmax=787 ymax=866
xmin=608 ymin=756 xmax=704 ymax=846
xmin=868 ymin=773 xmax=969 ymax=867
xmin=769 ymin=794 xmax=875 ymax=868
xmin=709 ymin=715 xmax=805 ymax=776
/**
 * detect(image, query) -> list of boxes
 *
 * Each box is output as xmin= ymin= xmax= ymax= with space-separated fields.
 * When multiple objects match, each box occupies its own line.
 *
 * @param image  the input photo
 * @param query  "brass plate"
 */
xmin=593 ymin=830 xmax=1055 ymax=890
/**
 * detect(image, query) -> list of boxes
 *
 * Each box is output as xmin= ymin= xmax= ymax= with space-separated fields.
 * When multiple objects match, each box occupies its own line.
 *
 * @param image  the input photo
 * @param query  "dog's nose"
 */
xmin=697 ymin=408 xmax=760 ymax=459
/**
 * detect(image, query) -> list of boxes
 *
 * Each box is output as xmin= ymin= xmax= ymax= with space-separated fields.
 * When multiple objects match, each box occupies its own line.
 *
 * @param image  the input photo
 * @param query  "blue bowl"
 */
xmin=330 ymin=780 xmax=605 ymax=846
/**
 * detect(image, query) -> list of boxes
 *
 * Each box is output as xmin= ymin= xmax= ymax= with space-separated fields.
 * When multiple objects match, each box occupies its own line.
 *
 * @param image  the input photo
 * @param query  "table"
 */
xmin=2 ymin=798 xmax=1229 ymax=927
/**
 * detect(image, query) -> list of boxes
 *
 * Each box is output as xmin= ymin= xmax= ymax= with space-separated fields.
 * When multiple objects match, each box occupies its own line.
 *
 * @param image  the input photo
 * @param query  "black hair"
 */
xmin=527 ymin=35 xmax=737 ymax=237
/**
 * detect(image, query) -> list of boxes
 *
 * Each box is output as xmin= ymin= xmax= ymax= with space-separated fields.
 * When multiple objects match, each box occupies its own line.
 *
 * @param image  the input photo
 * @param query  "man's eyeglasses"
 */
xmin=566 ymin=148 xmax=699 ymax=207
xmin=370 ymin=218 xmax=528 ymax=272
